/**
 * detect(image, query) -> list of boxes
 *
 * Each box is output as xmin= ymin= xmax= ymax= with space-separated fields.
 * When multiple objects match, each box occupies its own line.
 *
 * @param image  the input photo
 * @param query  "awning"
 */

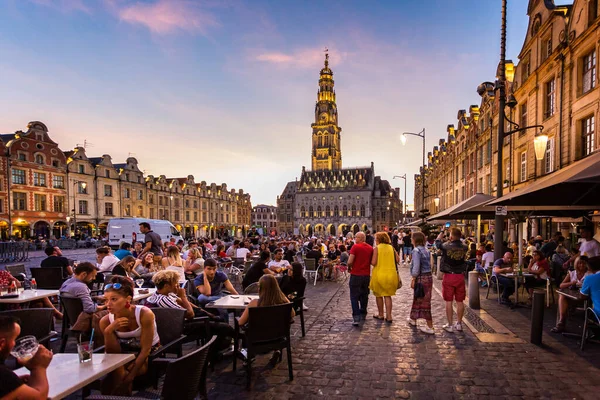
xmin=488 ymin=151 xmax=600 ymax=209
xmin=427 ymin=193 xmax=495 ymax=222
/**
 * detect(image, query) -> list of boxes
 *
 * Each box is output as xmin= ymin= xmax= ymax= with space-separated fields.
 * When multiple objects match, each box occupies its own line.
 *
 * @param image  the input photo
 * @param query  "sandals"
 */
xmin=373 ymin=315 xmax=385 ymax=320
xmin=385 ymin=318 xmax=393 ymax=324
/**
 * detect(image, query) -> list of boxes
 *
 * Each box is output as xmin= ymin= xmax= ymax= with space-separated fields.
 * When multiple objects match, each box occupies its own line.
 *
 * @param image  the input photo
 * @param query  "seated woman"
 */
xmin=99 ymin=276 xmax=160 ymax=395
xmin=184 ymin=248 xmax=205 ymax=277
xmin=216 ymin=244 xmax=228 ymax=259
xmin=134 ymin=252 xmax=161 ymax=286
xmin=161 ymin=246 xmax=185 ymax=283
xmin=112 ymin=256 xmax=142 ymax=279
xmin=147 ymin=270 xmax=234 ymax=351
xmin=333 ymin=244 xmax=349 ymax=280
xmin=552 ymin=256 xmax=590 ymax=333
xmin=524 ymin=250 xmax=550 ymax=298
xmin=238 ymin=275 xmax=295 ymax=365
xmin=279 ymin=262 xmax=307 ymax=300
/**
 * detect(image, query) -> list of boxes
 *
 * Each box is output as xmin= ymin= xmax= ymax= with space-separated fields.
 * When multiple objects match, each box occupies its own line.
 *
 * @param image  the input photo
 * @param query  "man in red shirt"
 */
xmin=348 ymin=232 xmax=374 ymax=326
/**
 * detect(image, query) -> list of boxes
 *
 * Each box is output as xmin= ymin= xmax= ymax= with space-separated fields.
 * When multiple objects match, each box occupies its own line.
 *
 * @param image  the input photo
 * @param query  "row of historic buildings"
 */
xmin=0 ymin=121 xmax=252 ymax=240
xmin=414 ymin=0 xmax=600 ymax=239
xmin=251 ymin=204 xmax=278 ymax=234
xmin=277 ymin=53 xmax=403 ymax=237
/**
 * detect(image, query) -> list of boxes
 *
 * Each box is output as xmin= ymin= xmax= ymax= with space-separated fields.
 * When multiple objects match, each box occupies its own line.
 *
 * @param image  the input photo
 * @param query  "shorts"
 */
xmin=403 ymin=247 xmax=413 ymax=256
xmin=442 ymin=273 xmax=466 ymax=302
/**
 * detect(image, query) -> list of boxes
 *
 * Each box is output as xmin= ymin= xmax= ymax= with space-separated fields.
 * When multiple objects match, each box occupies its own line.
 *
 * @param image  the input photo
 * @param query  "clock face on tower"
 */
xmin=319 ymin=113 xmax=328 ymax=123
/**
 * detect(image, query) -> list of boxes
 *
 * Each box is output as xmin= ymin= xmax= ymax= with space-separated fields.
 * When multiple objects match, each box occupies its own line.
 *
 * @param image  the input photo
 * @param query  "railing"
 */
xmin=0 ymin=242 xmax=30 ymax=263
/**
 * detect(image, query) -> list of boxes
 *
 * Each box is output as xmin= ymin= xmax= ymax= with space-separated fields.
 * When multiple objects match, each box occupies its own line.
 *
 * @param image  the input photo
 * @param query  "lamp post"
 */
xmin=66 ymin=216 xmax=71 ymax=238
xmin=393 ymin=174 xmax=407 ymax=223
xmin=400 ymin=129 xmax=426 ymax=222
xmin=169 ymin=195 xmax=174 ymax=221
xmin=485 ymin=0 xmax=547 ymax=260
xmin=72 ymin=181 xmax=87 ymax=238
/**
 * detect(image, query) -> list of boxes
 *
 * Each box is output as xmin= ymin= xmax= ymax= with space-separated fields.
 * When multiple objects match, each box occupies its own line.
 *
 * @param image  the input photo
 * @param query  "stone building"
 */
xmin=0 ymin=121 xmax=252 ymax=240
xmin=277 ymin=53 xmax=402 ymax=236
xmin=415 ymin=0 xmax=600 ymax=240
xmin=252 ymin=204 xmax=278 ymax=234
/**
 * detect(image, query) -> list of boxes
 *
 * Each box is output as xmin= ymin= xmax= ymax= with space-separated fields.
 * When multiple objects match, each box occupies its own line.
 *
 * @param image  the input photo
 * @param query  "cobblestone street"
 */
xmin=208 ymin=266 xmax=600 ymax=399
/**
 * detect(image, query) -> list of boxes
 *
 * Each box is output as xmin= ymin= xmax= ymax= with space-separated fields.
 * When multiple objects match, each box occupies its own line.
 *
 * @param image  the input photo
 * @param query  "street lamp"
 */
xmin=72 ymin=181 xmax=87 ymax=238
xmin=484 ymin=0 xmax=547 ymax=260
xmin=393 ymin=174 xmax=407 ymax=223
xmin=169 ymin=195 xmax=174 ymax=221
xmin=400 ymin=129 xmax=426 ymax=222
xmin=66 ymin=216 xmax=71 ymax=237
xmin=434 ymin=197 xmax=440 ymax=211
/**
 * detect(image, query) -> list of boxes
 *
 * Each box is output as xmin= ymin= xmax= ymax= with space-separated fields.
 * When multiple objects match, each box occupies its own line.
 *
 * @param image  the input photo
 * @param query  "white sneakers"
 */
xmin=442 ymin=322 xmax=463 ymax=333
xmin=419 ymin=326 xmax=434 ymax=335
xmin=407 ymin=318 xmax=417 ymax=327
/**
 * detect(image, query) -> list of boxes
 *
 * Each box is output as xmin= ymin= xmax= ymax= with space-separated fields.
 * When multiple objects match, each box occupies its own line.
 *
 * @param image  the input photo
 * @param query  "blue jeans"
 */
xmin=496 ymin=275 xmax=515 ymax=300
xmin=349 ymin=275 xmax=370 ymax=318
xmin=197 ymin=293 xmax=228 ymax=321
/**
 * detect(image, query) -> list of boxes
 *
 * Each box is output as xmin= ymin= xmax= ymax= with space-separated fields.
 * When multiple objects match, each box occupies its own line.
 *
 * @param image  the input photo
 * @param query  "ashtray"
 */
xmin=137 ymin=289 xmax=149 ymax=294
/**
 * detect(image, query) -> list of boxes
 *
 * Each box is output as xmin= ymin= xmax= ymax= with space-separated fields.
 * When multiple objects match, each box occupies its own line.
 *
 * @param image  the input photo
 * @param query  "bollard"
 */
xmin=436 ymin=257 xmax=443 ymax=280
xmin=468 ymin=270 xmax=480 ymax=309
xmin=530 ymin=290 xmax=546 ymax=345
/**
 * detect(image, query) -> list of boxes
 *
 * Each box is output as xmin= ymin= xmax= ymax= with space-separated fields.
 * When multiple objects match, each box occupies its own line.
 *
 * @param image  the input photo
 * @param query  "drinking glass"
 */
xmin=0 ymin=285 xmax=7 ymax=296
xmin=135 ymin=279 xmax=144 ymax=289
xmin=77 ymin=342 xmax=93 ymax=363
xmin=10 ymin=335 xmax=39 ymax=363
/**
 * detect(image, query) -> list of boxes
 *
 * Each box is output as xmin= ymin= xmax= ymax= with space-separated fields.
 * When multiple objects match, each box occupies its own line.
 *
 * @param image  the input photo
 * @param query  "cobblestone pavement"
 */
xmin=207 ymin=267 xmax=600 ymax=399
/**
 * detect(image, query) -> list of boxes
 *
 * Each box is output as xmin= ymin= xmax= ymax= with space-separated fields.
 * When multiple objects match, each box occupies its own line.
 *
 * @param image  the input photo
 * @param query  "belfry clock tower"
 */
xmin=311 ymin=52 xmax=342 ymax=171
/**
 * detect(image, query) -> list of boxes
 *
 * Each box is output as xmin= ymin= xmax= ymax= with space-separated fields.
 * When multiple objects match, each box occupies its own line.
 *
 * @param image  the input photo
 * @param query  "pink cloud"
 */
xmin=252 ymin=47 xmax=347 ymax=69
xmin=117 ymin=0 xmax=220 ymax=35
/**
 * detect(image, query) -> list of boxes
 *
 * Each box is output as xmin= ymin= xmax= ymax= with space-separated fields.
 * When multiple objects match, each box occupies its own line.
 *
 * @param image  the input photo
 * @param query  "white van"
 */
xmin=107 ymin=218 xmax=183 ymax=249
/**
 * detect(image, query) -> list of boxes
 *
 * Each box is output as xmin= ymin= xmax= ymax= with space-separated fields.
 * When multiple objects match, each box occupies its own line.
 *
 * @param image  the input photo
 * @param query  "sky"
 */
xmin=0 ymin=0 xmax=532 ymax=208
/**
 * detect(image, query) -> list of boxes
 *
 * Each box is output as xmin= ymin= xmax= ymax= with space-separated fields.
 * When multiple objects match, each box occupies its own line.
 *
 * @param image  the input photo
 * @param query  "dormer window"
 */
xmin=35 ymin=154 xmax=44 ymax=165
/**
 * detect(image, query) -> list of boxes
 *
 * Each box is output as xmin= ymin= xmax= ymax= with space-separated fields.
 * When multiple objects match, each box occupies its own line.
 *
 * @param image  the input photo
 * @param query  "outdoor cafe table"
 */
xmin=133 ymin=288 xmax=156 ymax=303
xmin=499 ymin=272 xmax=534 ymax=305
xmin=0 ymin=289 xmax=59 ymax=304
xmin=14 ymin=353 xmax=135 ymax=400
xmin=205 ymin=295 xmax=259 ymax=310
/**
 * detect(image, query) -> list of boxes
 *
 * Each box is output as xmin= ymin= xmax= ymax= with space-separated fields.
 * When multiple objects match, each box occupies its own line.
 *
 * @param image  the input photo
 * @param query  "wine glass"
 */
xmin=135 ymin=279 xmax=144 ymax=289
xmin=10 ymin=335 xmax=39 ymax=363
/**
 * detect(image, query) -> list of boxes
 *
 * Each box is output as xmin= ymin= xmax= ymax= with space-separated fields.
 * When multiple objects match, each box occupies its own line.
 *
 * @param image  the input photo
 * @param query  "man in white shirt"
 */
xmin=579 ymin=226 xmax=600 ymax=257
xmin=235 ymin=242 xmax=251 ymax=261
xmin=267 ymin=248 xmax=291 ymax=273
xmin=96 ymin=247 xmax=120 ymax=273
xmin=481 ymin=244 xmax=495 ymax=270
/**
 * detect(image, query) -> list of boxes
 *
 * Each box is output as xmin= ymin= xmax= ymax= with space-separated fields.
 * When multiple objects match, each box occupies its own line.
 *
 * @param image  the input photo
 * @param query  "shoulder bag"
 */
xmin=393 ymin=245 xmax=403 ymax=289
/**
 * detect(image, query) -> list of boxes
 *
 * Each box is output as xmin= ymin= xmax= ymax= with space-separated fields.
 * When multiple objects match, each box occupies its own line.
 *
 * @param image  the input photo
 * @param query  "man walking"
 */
xmin=139 ymin=222 xmax=163 ymax=265
xmin=347 ymin=232 xmax=373 ymax=326
xmin=438 ymin=228 xmax=468 ymax=332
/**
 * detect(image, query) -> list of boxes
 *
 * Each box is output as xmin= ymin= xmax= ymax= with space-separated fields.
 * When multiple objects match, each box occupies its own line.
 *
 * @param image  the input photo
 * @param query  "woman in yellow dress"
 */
xmin=370 ymin=232 xmax=400 ymax=323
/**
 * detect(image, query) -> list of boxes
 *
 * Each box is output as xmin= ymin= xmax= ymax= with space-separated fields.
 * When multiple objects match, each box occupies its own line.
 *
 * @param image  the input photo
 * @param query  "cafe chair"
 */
xmin=31 ymin=267 xmax=64 ymax=290
xmin=580 ymin=307 xmax=600 ymax=351
xmin=59 ymin=296 xmax=85 ymax=353
xmin=303 ymin=258 xmax=320 ymax=286
xmin=86 ymin=335 xmax=217 ymax=400
xmin=6 ymin=264 xmax=27 ymax=281
xmin=292 ymin=296 xmax=306 ymax=337
xmin=485 ymin=270 xmax=502 ymax=303
xmin=244 ymin=282 xmax=259 ymax=294
xmin=233 ymin=302 xmax=294 ymax=389
xmin=0 ymin=309 xmax=57 ymax=347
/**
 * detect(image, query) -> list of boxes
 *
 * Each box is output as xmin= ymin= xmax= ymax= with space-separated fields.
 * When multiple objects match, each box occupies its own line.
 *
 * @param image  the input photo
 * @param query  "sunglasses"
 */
xmin=104 ymin=283 xmax=122 ymax=290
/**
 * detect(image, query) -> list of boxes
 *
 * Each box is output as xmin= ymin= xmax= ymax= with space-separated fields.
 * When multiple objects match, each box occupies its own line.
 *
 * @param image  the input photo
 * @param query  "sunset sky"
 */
xmin=0 ymin=0 xmax=530 ymax=207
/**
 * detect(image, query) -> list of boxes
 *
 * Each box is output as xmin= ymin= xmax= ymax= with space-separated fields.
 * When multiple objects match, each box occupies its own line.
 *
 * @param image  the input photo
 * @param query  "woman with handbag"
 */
xmin=370 ymin=232 xmax=400 ymax=323
xmin=408 ymin=232 xmax=435 ymax=334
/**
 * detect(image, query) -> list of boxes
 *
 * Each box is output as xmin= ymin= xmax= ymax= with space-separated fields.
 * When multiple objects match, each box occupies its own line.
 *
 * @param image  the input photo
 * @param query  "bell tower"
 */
xmin=311 ymin=51 xmax=342 ymax=171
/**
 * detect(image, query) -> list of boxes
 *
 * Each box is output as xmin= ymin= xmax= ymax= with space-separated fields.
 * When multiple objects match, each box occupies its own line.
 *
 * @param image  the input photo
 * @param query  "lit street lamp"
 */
xmin=483 ymin=0 xmax=547 ymax=260
xmin=72 ymin=181 xmax=87 ymax=237
xmin=400 ymin=129 xmax=426 ymax=222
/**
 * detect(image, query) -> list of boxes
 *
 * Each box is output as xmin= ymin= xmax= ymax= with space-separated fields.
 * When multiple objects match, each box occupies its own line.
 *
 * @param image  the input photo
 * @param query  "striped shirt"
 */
xmin=145 ymin=292 xmax=183 ymax=310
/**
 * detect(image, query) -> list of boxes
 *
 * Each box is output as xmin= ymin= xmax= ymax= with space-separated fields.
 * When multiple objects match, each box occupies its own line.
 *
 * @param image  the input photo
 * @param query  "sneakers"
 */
xmin=303 ymin=304 xmax=309 ymax=311
xmin=352 ymin=317 xmax=360 ymax=326
xmin=407 ymin=318 xmax=417 ymax=327
xmin=419 ymin=326 xmax=434 ymax=335
xmin=454 ymin=322 xmax=463 ymax=332
xmin=442 ymin=323 xmax=454 ymax=333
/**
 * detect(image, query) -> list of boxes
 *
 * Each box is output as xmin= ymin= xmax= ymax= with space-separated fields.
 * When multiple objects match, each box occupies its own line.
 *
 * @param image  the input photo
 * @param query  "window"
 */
xmin=52 ymin=159 xmax=60 ymax=168
xmin=124 ymin=205 xmax=131 ymax=216
xmin=186 ymin=211 xmax=190 ymax=221
xmin=11 ymin=169 xmax=25 ymax=184
xmin=194 ymin=211 xmax=198 ymax=221
xmin=545 ymin=79 xmax=556 ymax=117
xmin=104 ymin=185 xmax=112 ymax=197
xmin=78 ymin=200 xmax=88 ymax=214
xmin=33 ymin=172 xmax=46 ymax=187
xmin=34 ymin=194 xmax=46 ymax=211
xmin=105 ymin=170 xmax=110 ymax=178
xmin=175 ymin=211 xmax=180 ymax=221
xmin=543 ymin=37 xmax=552 ymax=61
xmin=77 ymin=182 xmax=87 ymax=194
xmin=583 ymin=115 xmax=596 ymax=156
xmin=78 ymin=165 xmax=85 ymax=174
xmin=487 ymin=173 xmax=492 ymax=194
xmin=520 ymin=152 xmax=527 ymax=183
xmin=104 ymin=202 xmax=113 ymax=216
xmin=478 ymin=177 xmax=483 ymax=193
xmin=137 ymin=205 xmax=143 ymax=217
xmin=54 ymin=196 xmax=65 ymax=213
xmin=34 ymin=154 xmax=44 ymax=165
xmin=545 ymin=138 xmax=555 ymax=173
xmin=13 ymin=192 xmax=27 ymax=210
xmin=522 ymin=59 xmax=531 ymax=81
xmin=185 ymin=200 xmax=190 ymax=208
xmin=589 ymin=0 xmax=598 ymax=26
xmin=519 ymin=103 xmax=528 ymax=135
xmin=17 ymin=153 xmax=26 ymax=161
xmin=137 ymin=190 xmax=143 ymax=200
xmin=124 ymin=188 xmax=130 ymax=198
xmin=53 ymin=175 xmax=65 ymax=189
xmin=202 ymin=212 xmax=207 ymax=222
xmin=583 ymin=50 xmax=597 ymax=94
xmin=174 ymin=198 xmax=180 ymax=207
